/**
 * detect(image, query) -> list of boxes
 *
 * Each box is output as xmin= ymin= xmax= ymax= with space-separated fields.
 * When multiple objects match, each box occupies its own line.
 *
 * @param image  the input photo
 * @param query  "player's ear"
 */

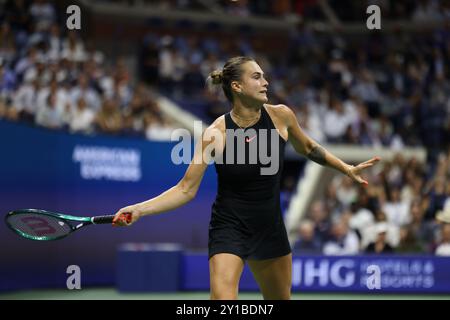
xmin=231 ymin=81 xmax=242 ymax=94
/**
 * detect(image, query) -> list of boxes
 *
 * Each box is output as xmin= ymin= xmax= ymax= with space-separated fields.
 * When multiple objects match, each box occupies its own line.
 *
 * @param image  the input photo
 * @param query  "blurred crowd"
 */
xmin=93 ymin=0 xmax=322 ymax=18
xmin=0 ymin=0 xmax=176 ymax=141
xmin=139 ymin=24 xmax=449 ymax=163
xmin=1 ymin=1 xmax=448 ymax=149
xmin=1 ymin=0 xmax=449 ymax=256
xmin=331 ymin=0 xmax=449 ymax=22
xmin=94 ymin=0 xmax=450 ymax=22
xmin=293 ymin=151 xmax=450 ymax=256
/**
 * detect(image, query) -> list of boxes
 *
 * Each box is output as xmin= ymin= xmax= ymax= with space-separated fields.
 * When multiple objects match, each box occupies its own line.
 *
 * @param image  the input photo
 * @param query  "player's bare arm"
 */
xmin=113 ymin=116 xmax=226 ymax=226
xmin=276 ymin=104 xmax=380 ymax=185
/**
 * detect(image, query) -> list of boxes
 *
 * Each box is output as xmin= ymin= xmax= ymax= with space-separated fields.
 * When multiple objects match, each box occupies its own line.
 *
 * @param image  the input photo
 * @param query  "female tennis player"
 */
xmin=113 ymin=56 xmax=380 ymax=300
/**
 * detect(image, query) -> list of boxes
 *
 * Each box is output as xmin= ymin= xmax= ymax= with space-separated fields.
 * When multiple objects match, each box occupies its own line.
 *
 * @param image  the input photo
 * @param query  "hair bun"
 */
xmin=210 ymin=70 xmax=223 ymax=85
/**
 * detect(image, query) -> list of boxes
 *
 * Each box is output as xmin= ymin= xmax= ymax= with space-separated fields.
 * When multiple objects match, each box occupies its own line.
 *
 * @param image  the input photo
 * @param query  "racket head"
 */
xmin=5 ymin=209 xmax=91 ymax=241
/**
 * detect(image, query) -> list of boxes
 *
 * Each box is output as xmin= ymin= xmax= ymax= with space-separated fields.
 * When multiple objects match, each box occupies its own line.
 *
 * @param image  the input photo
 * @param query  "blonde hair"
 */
xmin=205 ymin=69 xmax=223 ymax=93
xmin=205 ymin=56 xmax=254 ymax=103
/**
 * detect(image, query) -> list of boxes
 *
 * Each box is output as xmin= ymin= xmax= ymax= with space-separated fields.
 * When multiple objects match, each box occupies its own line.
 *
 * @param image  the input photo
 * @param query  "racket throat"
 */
xmin=75 ymin=223 xmax=85 ymax=229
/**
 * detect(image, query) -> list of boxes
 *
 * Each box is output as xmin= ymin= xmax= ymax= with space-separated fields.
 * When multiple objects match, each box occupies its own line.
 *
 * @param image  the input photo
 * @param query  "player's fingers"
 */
xmin=359 ymin=156 xmax=381 ymax=166
xmin=113 ymin=211 xmax=123 ymax=223
xmin=356 ymin=157 xmax=382 ymax=171
xmin=367 ymin=156 xmax=381 ymax=164
xmin=357 ymin=162 xmax=375 ymax=170
xmin=354 ymin=175 xmax=368 ymax=186
xmin=349 ymin=171 xmax=368 ymax=186
xmin=113 ymin=211 xmax=131 ymax=226
xmin=123 ymin=212 xmax=133 ymax=225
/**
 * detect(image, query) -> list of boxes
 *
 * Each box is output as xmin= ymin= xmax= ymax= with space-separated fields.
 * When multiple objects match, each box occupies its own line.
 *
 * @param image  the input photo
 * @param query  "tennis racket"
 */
xmin=5 ymin=209 xmax=131 ymax=241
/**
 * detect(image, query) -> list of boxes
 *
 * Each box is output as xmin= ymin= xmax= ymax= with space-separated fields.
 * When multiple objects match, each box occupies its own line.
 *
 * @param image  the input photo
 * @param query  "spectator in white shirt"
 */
xmin=435 ymin=223 xmax=450 ymax=256
xmin=159 ymin=41 xmax=177 ymax=84
xmin=35 ymin=91 xmax=65 ymax=129
xmin=46 ymin=23 xmax=62 ymax=61
xmin=29 ymin=0 xmax=56 ymax=31
xmin=361 ymin=210 xmax=400 ymax=250
xmin=70 ymin=74 xmax=100 ymax=111
xmin=69 ymin=97 xmax=96 ymax=134
xmin=296 ymin=103 xmax=325 ymax=143
xmin=382 ymin=186 xmax=411 ymax=227
xmin=15 ymin=47 xmax=39 ymax=79
xmin=348 ymin=205 xmax=375 ymax=239
xmin=12 ymin=79 xmax=40 ymax=122
xmin=323 ymin=97 xmax=353 ymax=142
xmin=61 ymin=31 xmax=87 ymax=63
xmin=36 ymin=79 xmax=69 ymax=113
xmin=323 ymin=217 xmax=360 ymax=255
xmin=144 ymin=112 xmax=174 ymax=141
xmin=436 ymin=206 xmax=450 ymax=224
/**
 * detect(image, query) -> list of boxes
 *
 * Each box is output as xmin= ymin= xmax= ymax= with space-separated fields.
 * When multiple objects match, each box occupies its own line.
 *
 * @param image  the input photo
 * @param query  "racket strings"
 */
xmin=7 ymin=213 xmax=72 ymax=239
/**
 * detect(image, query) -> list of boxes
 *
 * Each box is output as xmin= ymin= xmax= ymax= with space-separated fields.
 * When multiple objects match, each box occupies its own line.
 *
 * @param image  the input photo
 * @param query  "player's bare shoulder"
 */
xmin=205 ymin=115 xmax=226 ymax=138
xmin=199 ymin=115 xmax=226 ymax=161
xmin=201 ymin=115 xmax=226 ymax=150
xmin=264 ymin=104 xmax=294 ymax=132
xmin=264 ymin=104 xmax=294 ymax=120
xmin=212 ymin=115 xmax=226 ymax=132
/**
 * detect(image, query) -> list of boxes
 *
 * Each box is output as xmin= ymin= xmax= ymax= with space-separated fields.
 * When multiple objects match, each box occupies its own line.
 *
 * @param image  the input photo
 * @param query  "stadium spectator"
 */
xmin=292 ymin=220 xmax=322 ymax=254
xmin=69 ymin=97 xmax=96 ymax=134
xmin=365 ymin=223 xmax=395 ymax=254
xmin=0 ymin=62 xmax=16 ymax=101
xmin=396 ymin=225 xmax=426 ymax=254
xmin=435 ymin=222 xmax=450 ymax=256
xmin=70 ymin=74 xmax=101 ymax=112
xmin=361 ymin=209 xmax=400 ymax=250
xmin=12 ymin=78 xmax=40 ymax=123
xmin=144 ymin=112 xmax=175 ymax=141
xmin=323 ymin=217 xmax=360 ymax=255
xmin=407 ymin=199 xmax=436 ymax=249
xmin=382 ymin=186 xmax=411 ymax=227
xmin=0 ymin=22 xmax=16 ymax=66
xmin=35 ymin=91 xmax=65 ymax=129
xmin=307 ymin=200 xmax=332 ymax=244
xmin=29 ymin=0 xmax=56 ymax=31
xmin=95 ymin=98 xmax=123 ymax=134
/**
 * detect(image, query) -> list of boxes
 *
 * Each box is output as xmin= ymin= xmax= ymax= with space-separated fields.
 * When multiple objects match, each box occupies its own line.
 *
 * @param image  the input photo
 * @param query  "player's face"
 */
xmin=237 ymin=61 xmax=269 ymax=104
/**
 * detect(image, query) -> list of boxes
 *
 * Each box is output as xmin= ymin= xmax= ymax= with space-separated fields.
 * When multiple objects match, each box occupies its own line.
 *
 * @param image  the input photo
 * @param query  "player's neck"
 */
xmin=231 ymin=101 xmax=263 ymax=120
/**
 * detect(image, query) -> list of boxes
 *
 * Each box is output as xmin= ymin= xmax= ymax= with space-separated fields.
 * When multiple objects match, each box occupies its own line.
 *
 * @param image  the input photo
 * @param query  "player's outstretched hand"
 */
xmin=113 ymin=205 xmax=142 ymax=227
xmin=346 ymin=156 xmax=381 ymax=186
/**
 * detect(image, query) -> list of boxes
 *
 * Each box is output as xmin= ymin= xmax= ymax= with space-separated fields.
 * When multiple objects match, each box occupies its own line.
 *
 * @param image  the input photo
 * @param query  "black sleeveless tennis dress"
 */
xmin=209 ymin=105 xmax=292 ymax=260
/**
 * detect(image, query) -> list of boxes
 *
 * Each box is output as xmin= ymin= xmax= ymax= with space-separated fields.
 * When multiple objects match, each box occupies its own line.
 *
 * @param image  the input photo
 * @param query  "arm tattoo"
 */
xmin=307 ymin=145 xmax=327 ymax=166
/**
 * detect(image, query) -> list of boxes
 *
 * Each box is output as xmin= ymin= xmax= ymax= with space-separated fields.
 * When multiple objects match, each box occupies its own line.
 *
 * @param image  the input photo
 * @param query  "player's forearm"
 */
xmin=136 ymin=184 xmax=195 ymax=217
xmin=306 ymin=143 xmax=351 ymax=176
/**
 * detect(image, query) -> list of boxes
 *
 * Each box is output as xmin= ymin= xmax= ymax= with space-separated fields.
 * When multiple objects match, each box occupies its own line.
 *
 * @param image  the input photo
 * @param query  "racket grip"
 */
xmin=92 ymin=215 xmax=116 ymax=224
xmin=93 ymin=213 xmax=132 ymax=225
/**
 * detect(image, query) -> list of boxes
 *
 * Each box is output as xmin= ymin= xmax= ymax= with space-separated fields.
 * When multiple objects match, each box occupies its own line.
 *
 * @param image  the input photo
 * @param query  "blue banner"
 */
xmin=182 ymin=254 xmax=450 ymax=293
